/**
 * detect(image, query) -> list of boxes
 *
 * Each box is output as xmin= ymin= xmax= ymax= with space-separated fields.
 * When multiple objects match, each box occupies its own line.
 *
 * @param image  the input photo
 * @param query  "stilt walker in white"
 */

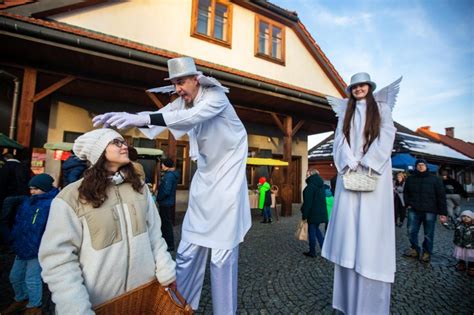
xmin=321 ymin=73 xmax=402 ymax=315
xmin=92 ymin=57 xmax=252 ymax=314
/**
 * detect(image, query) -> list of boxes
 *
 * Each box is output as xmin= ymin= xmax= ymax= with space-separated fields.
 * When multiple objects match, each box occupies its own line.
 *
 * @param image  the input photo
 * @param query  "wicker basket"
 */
xmin=94 ymin=280 xmax=193 ymax=315
xmin=342 ymin=168 xmax=378 ymax=192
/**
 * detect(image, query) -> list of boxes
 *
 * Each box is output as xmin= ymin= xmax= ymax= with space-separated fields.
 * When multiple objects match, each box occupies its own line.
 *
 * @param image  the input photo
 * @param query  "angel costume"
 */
xmin=140 ymin=74 xmax=251 ymax=314
xmin=321 ymin=77 xmax=402 ymax=315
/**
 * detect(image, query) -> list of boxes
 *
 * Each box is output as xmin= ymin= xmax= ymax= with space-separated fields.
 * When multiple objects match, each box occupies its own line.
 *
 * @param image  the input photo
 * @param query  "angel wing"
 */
xmin=146 ymin=85 xmax=176 ymax=94
xmin=326 ymin=95 xmax=348 ymax=117
xmin=374 ymin=76 xmax=402 ymax=111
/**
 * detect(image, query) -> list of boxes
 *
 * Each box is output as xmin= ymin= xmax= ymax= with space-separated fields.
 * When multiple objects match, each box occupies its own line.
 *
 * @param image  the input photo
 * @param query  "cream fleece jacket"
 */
xmin=39 ymin=179 xmax=176 ymax=314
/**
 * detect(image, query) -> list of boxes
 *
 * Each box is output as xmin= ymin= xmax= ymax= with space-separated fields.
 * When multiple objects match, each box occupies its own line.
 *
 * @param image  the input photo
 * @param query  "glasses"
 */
xmin=110 ymin=138 xmax=128 ymax=148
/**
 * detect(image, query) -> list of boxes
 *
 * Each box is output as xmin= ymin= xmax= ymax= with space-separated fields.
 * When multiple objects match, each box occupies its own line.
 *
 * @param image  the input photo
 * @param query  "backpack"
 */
xmin=264 ymin=189 xmax=272 ymax=207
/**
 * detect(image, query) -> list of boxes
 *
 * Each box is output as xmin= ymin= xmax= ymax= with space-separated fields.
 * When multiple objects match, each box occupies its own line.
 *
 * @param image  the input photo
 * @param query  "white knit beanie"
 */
xmin=73 ymin=129 xmax=123 ymax=165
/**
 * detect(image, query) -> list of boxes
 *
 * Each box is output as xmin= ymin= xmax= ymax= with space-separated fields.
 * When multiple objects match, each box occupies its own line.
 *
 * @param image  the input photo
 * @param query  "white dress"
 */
xmin=321 ymin=99 xmax=397 ymax=315
xmin=140 ymin=86 xmax=252 ymax=250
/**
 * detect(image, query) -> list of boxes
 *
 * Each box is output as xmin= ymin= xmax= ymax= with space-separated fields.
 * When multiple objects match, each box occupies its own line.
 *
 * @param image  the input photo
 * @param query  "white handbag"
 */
xmin=343 ymin=168 xmax=378 ymax=192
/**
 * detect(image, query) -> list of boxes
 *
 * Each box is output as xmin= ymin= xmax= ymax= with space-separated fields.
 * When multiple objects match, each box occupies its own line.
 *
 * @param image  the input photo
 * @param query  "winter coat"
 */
xmin=10 ymin=188 xmax=59 ymax=259
xmin=453 ymin=223 xmax=474 ymax=249
xmin=443 ymin=177 xmax=467 ymax=198
xmin=0 ymin=195 xmax=27 ymax=245
xmin=39 ymin=179 xmax=176 ymax=314
xmin=258 ymin=182 xmax=271 ymax=209
xmin=157 ymin=170 xmax=179 ymax=207
xmin=0 ymin=159 xmax=30 ymax=205
xmin=62 ymin=155 xmax=87 ymax=187
xmin=301 ymin=174 xmax=327 ymax=225
xmin=404 ymin=171 xmax=447 ymax=215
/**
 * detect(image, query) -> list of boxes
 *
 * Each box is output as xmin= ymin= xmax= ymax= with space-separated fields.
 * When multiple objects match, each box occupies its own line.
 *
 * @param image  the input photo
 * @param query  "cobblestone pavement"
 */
xmin=1 ymin=201 xmax=473 ymax=314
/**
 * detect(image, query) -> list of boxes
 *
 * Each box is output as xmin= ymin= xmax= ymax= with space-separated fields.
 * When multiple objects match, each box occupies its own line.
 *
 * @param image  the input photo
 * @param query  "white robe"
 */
xmin=140 ymin=86 xmax=251 ymax=250
xmin=321 ymin=100 xmax=397 ymax=283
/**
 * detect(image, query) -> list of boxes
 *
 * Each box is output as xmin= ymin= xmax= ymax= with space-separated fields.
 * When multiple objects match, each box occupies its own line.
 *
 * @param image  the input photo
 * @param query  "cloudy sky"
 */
xmin=270 ymin=0 xmax=473 ymax=147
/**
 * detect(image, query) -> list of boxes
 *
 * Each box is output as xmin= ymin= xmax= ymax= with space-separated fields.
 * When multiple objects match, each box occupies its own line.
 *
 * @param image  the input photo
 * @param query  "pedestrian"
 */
xmin=157 ymin=158 xmax=179 ymax=251
xmin=61 ymin=152 xmax=87 ymax=187
xmin=92 ymin=56 xmax=251 ymax=314
xmin=0 ymin=153 xmax=31 ymax=208
xmin=322 ymin=72 xmax=402 ymax=314
xmin=403 ymin=159 xmax=448 ymax=262
xmin=38 ymin=129 xmax=176 ymax=314
xmin=394 ymin=172 xmax=407 ymax=227
xmin=441 ymin=170 xmax=467 ymax=227
xmin=127 ymin=146 xmax=146 ymax=182
xmin=258 ymin=177 xmax=272 ymax=223
xmin=453 ymin=210 xmax=474 ymax=276
xmin=301 ymin=169 xmax=327 ymax=258
xmin=2 ymin=173 xmax=58 ymax=315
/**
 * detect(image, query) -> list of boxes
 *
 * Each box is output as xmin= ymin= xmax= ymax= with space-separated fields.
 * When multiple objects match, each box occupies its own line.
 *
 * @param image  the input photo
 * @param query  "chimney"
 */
xmin=445 ymin=127 xmax=455 ymax=138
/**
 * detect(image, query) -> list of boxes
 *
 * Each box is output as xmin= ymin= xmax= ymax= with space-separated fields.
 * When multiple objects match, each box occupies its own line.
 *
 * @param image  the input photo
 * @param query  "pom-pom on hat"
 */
xmin=29 ymin=173 xmax=54 ymax=192
xmin=258 ymin=177 xmax=266 ymax=185
xmin=73 ymin=129 xmax=123 ymax=165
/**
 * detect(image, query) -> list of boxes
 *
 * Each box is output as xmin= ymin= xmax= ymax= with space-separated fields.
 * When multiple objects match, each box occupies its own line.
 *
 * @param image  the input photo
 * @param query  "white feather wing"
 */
xmin=374 ymin=76 xmax=402 ymax=111
xmin=326 ymin=95 xmax=348 ymax=117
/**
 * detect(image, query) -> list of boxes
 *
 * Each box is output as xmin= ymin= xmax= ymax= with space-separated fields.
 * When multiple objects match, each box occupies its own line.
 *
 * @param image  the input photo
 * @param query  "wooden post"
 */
xmin=167 ymin=94 xmax=178 ymax=164
xmin=17 ymin=68 xmax=37 ymax=148
xmin=281 ymin=115 xmax=293 ymax=216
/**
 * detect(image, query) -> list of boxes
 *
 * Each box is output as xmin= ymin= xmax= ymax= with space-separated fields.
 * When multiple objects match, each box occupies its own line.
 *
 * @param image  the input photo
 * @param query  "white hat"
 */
xmin=346 ymin=72 xmax=377 ymax=93
xmin=164 ymin=57 xmax=201 ymax=81
xmin=73 ymin=129 xmax=123 ymax=165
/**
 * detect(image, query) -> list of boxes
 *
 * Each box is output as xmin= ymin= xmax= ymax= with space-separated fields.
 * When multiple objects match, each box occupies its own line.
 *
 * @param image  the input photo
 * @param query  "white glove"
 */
xmin=347 ymin=160 xmax=359 ymax=171
xmin=106 ymin=112 xmax=151 ymax=129
xmin=92 ymin=112 xmax=119 ymax=127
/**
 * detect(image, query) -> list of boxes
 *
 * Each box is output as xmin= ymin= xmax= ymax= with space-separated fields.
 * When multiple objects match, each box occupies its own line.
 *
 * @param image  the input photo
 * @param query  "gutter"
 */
xmin=0 ymin=15 xmax=330 ymax=108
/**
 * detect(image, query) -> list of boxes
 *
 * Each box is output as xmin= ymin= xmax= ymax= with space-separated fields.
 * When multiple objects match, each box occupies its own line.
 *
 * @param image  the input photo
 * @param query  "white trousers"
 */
xmin=176 ymin=240 xmax=239 ymax=315
xmin=333 ymin=265 xmax=391 ymax=315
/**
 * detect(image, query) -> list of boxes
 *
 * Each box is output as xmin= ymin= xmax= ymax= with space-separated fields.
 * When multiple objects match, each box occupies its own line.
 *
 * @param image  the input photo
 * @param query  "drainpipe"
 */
xmin=0 ymin=70 xmax=21 ymax=139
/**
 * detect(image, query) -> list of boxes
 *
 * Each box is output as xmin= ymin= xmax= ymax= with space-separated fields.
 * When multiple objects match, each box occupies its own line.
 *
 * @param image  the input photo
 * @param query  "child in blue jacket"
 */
xmin=2 ymin=173 xmax=58 ymax=315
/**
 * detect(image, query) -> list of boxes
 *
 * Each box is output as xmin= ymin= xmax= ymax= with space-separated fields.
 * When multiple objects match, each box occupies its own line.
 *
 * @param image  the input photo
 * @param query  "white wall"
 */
xmin=53 ymin=0 xmax=341 ymax=96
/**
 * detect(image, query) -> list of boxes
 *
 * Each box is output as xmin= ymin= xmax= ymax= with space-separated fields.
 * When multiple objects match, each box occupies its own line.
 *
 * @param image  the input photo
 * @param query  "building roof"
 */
xmin=416 ymin=126 xmax=474 ymax=159
xmin=2 ymin=0 xmax=347 ymax=96
xmin=308 ymin=123 xmax=473 ymax=165
xmin=0 ymin=0 xmax=34 ymax=10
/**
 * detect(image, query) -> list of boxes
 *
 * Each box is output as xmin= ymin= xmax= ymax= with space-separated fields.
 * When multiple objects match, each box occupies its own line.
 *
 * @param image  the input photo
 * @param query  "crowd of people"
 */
xmin=0 ymin=60 xmax=472 ymax=315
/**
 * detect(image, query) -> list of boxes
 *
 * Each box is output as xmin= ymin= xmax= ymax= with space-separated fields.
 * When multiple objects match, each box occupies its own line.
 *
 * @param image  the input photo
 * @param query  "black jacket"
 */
xmin=301 ymin=174 xmax=328 ymax=225
xmin=404 ymin=171 xmax=447 ymax=215
xmin=443 ymin=177 xmax=467 ymax=198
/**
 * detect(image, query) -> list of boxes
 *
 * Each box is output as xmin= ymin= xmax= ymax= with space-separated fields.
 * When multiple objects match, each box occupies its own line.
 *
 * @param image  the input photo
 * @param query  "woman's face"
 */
xmin=105 ymin=138 xmax=130 ymax=171
xmin=351 ymin=83 xmax=370 ymax=100
xmin=396 ymin=174 xmax=404 ymax=182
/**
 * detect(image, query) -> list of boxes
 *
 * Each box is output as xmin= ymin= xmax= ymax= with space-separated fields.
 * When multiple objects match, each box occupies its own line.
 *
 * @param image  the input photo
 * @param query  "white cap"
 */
xmin=164 ymin=57 xmax=201 ymax=81
xmin=73 ymin=129 xmax=123 ymax=165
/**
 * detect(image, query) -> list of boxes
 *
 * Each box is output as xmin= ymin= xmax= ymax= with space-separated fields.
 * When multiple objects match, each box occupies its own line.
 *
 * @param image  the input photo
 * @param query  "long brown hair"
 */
xmin=342 ymin=89 xmax=381 ymax=153
xmin=78 ymin=153 xmax=143 ymax=208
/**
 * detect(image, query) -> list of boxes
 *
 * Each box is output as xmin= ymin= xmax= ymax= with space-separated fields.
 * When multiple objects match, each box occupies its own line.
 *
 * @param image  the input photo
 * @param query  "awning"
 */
xmin=391 ymin=153 xmax=438 ymax=172
xmin=0 ymin=133 xmax=23 ymax=149
xmin=43 ymin=142 xmax=163 ymax=156
xmin=246 ymin=157 xmax=289 ymax=166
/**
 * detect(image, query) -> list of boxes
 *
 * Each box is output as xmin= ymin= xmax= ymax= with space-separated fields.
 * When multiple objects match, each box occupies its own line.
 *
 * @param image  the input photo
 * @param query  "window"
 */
xmin=191 ymin=0 xmax=232 ymax=48
xmin=255 ymin=15 xmax=285 ymax=65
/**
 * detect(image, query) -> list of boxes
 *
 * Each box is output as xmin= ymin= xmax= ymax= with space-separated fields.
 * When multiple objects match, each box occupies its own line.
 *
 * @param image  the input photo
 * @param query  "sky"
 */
xmin=270 ymin=0 xmax=474 ymax=149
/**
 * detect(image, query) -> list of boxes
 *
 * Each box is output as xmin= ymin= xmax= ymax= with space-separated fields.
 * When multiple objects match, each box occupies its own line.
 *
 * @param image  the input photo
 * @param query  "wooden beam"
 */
xmin=17 ymin=67 xmax=37 ymax=148
xmin=32 ymin=75 xmax=75 ymax=103
xmin=146 ymin=91 xmax=164 ymax=109
xmin=291 ymin=120 xmax=305 ymax=137
xmin=281 ymin=115 xmax=293 ymax=216
xmin=270 ymin=113 xmax=285 ymax=134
